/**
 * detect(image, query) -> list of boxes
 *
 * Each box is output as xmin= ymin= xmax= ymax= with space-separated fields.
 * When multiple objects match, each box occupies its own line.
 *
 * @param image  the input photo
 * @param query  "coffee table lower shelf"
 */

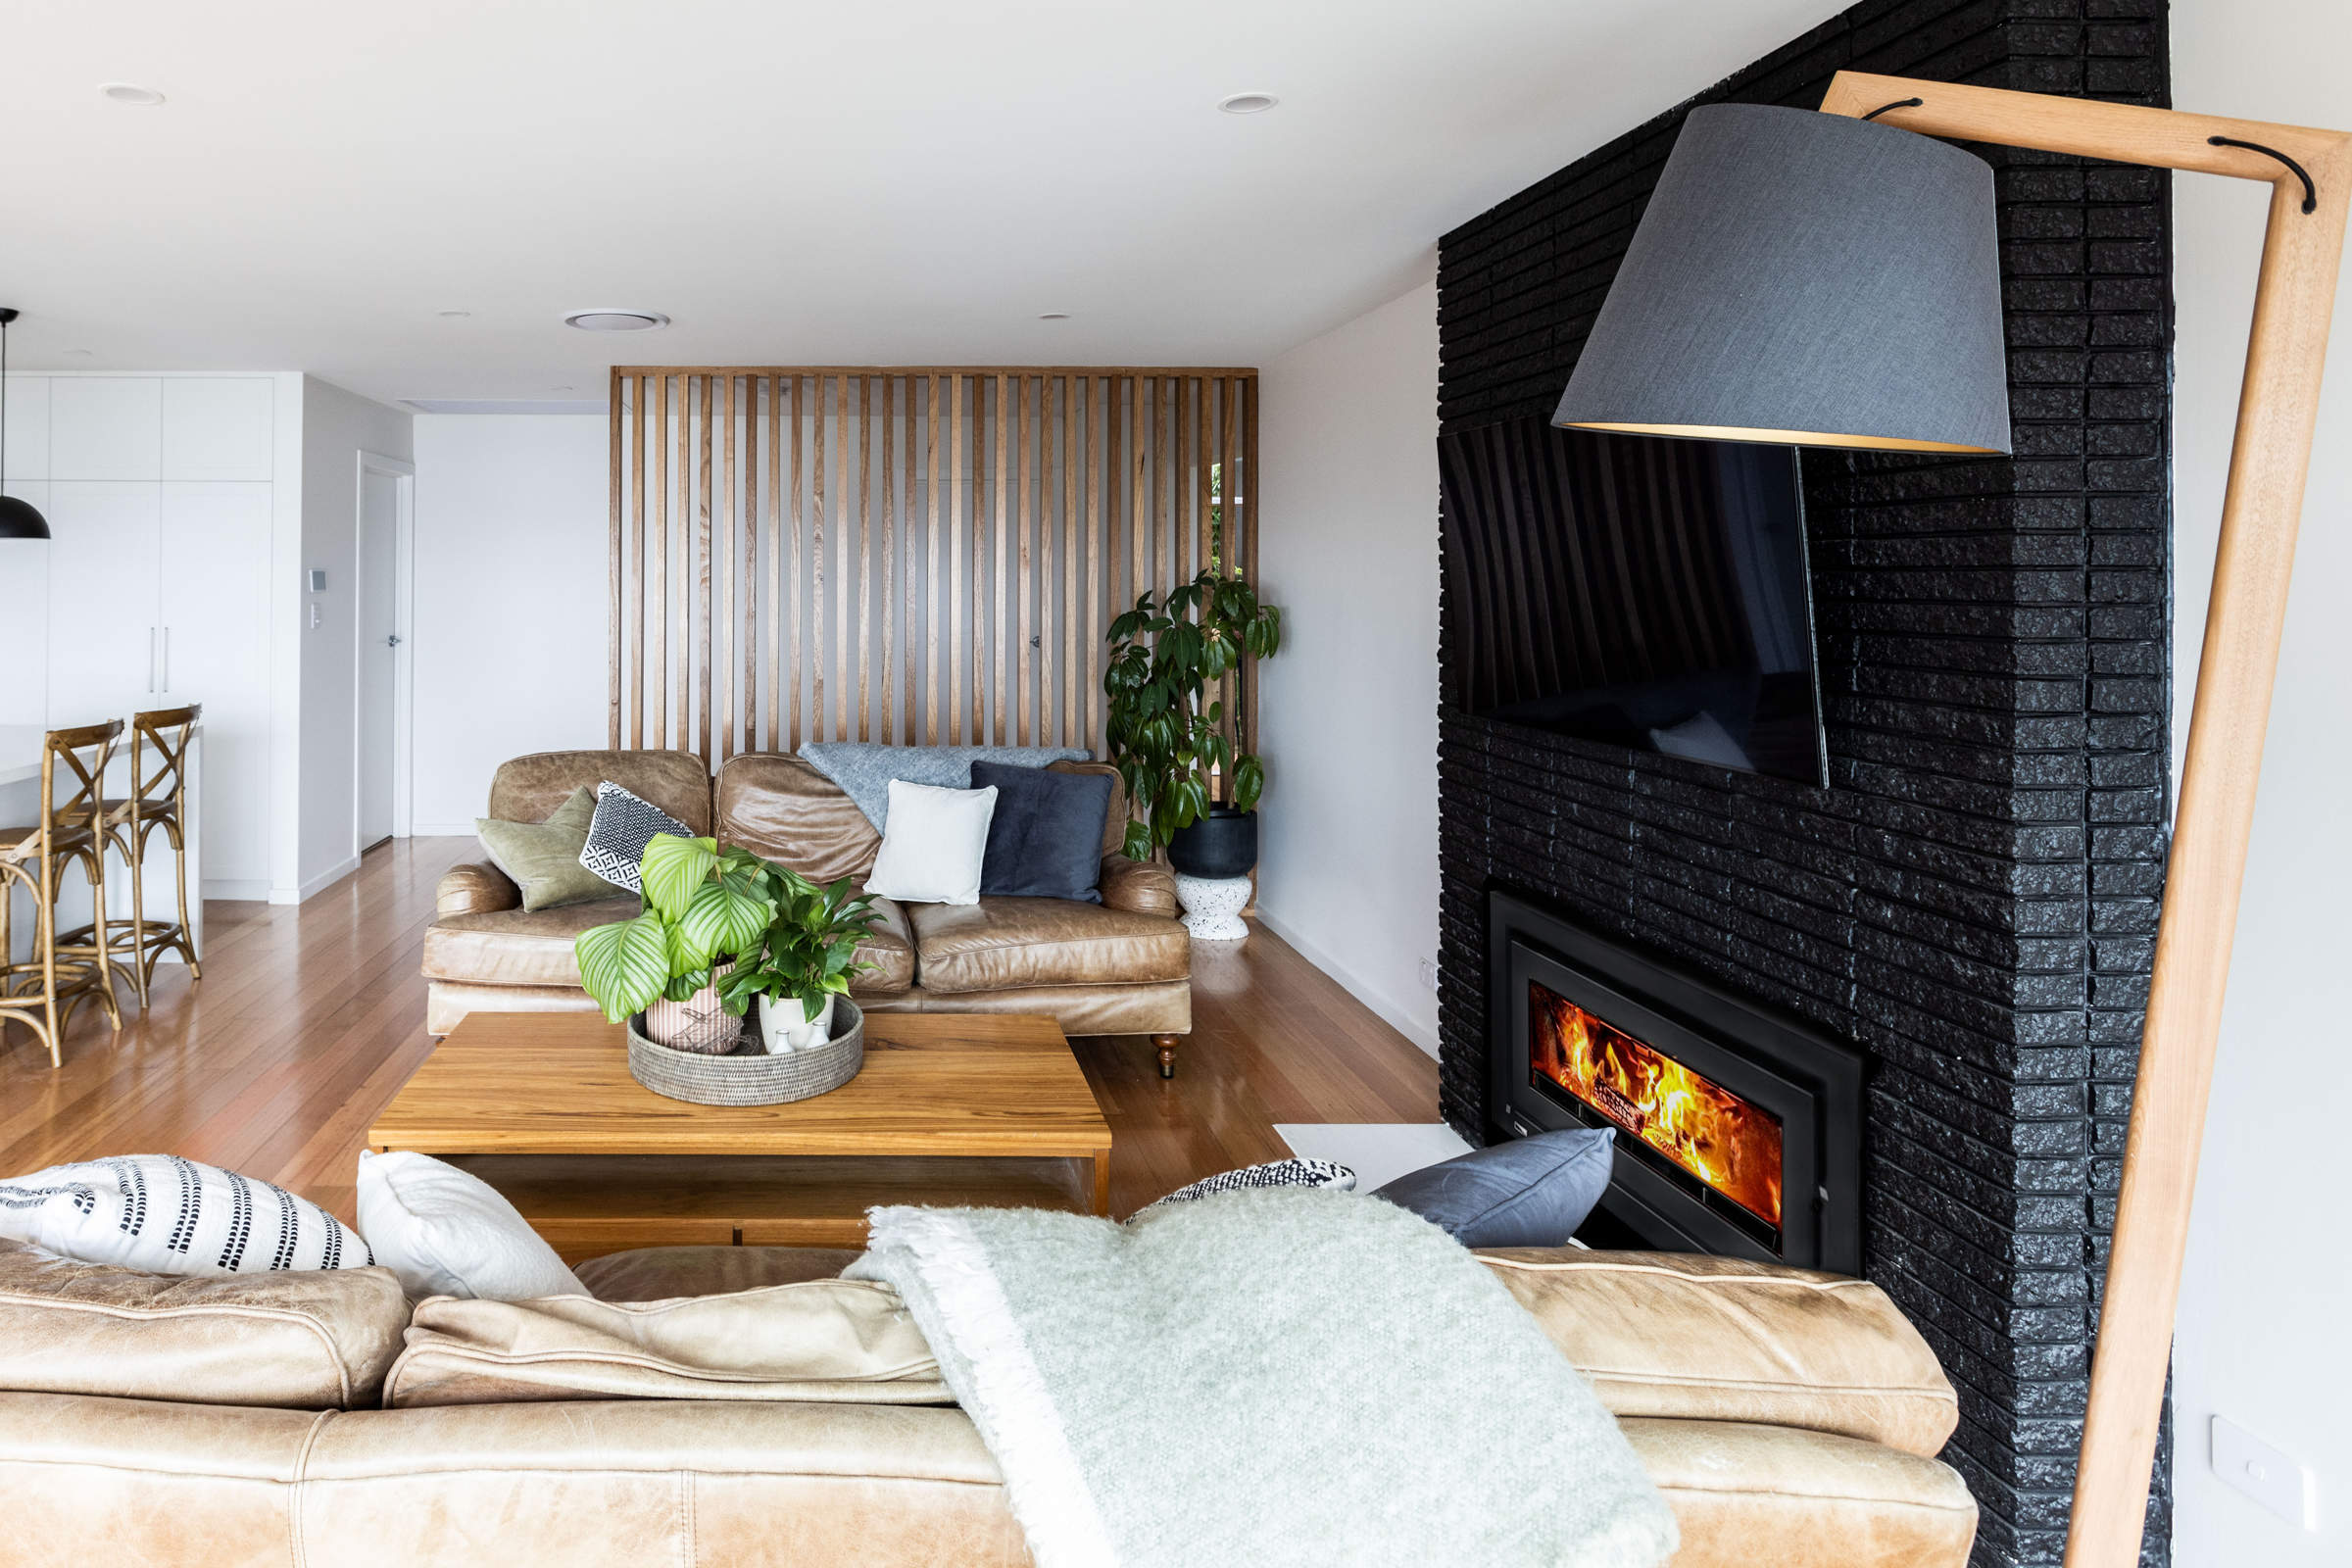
xmin=446 ymin=1153 xmax=1098 ymax=1263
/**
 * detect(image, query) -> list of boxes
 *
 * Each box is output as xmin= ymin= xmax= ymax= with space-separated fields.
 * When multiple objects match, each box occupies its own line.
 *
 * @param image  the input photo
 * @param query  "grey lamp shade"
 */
xmin=1552 ymin=103 xmax=2011 ymax=456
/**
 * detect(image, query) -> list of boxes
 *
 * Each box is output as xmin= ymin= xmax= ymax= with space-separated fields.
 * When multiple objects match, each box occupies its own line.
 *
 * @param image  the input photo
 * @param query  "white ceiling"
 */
xmin=3 ymin=0 xmax=1842 ymax=404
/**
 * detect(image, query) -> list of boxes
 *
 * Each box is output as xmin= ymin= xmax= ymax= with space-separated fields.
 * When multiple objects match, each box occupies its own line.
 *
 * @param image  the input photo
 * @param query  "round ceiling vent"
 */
xmin=563 ymin=309 xmax=671 ymax=332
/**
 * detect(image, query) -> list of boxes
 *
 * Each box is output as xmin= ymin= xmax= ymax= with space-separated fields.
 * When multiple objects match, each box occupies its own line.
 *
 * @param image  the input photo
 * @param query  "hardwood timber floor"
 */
xmin=0 ymin=838 xmax=1439 ymax=1224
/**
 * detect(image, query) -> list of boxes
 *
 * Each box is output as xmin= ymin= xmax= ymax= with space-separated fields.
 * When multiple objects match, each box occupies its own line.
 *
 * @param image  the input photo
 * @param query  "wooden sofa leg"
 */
xmin=1152 ymin=1034 xmax=1178 ymax=1079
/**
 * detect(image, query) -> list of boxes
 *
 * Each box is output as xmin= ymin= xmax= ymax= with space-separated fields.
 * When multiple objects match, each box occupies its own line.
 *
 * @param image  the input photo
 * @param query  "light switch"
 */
xmin=309 ymin=568 xmax=327 ymax=591
xmin=2211 ymin=1414 xmax=2314 ymax=1530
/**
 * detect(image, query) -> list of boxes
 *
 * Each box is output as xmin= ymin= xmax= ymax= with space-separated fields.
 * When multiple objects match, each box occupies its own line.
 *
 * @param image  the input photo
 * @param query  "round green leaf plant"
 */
xmin=573 ymin=833 xmax=782 ymax=1024
xmin=1102 ymin=567 xmax=1282 ymax=861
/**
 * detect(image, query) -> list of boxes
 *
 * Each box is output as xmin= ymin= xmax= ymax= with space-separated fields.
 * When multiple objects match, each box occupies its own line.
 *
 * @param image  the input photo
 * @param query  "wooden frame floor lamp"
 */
xmin=1549 ymin=71 xmax=2351 ymax=1567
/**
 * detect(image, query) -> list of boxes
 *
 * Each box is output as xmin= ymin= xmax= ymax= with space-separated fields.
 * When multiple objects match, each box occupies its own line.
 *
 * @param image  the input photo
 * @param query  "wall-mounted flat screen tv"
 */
xmin=1439 ymin=416 xmax=1827 ymax=787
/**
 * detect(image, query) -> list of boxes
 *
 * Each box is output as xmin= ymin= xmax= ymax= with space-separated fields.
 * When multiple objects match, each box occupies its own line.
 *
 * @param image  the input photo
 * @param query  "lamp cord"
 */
xmin=2208 ymin=135 xmax=2319 ymax=214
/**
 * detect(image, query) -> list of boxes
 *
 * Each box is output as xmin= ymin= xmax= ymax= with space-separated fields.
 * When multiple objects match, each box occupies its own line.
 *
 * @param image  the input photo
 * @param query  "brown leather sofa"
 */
xmin=424 ymin=749 xmax=1192 ymax=1072
xmin=0 ymin=1239 xmax=1978 ymax=1567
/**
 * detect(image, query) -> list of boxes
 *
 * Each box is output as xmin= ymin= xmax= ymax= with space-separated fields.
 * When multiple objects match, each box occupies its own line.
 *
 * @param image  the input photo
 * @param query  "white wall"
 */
xmin=2169 ymin=7 xmax=2352 ymax=1562
xmin=1255 ymin=274 xmax=1443 ymax=1055
xmin=410 ymin=414 xmax=610 ymax=832
xmin=289 ymin=375 xmax=412 ymax=900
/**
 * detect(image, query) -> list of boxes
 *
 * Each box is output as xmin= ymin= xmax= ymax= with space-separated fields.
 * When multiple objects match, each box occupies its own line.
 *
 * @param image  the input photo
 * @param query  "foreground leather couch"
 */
xmin=0 ymin=1240 xmax=1976 ymax=1567
xmin=423 ymin=749 xmax=1191 ymax=1071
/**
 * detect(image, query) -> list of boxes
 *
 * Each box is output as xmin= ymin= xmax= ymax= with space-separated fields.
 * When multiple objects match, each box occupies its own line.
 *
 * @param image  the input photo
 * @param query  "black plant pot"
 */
xmin=1167 ymin=807 xmax=1258 ymax=879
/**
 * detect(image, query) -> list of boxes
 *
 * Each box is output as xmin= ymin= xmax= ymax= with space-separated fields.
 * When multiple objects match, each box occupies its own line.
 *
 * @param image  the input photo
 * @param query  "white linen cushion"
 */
xmin=0 ymin=1155 xmax=371 ymax=1276
xmin=356 ymin=1151 xmax=585 ymax=1301
xmin=861 ymin=779 xmax=999 ymax=906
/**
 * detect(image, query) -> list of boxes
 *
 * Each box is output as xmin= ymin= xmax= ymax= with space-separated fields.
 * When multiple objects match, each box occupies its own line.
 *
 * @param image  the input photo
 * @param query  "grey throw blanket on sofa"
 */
xmin=847 ymin=1190 xmax=1677 ymax=1568
xmin=799 ymin=742 xmax=1091 ymax=829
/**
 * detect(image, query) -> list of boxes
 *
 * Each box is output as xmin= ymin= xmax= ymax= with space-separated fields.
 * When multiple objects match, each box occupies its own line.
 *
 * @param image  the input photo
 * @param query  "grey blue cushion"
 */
xmin=1371 ymin=1128 xmax=1615 ymax=1248
xmin=475 ymin=786 xmax=612 ymax=912
xmin=972 ymin=760 xmax=1115 ymax=903
xmin=578 ymin=781 xmax=696 ymax=894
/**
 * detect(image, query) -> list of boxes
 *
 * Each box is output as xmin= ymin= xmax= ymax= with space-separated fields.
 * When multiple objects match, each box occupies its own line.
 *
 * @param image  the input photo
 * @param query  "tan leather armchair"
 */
xmin=423 ymin=751 xmax=1191 ymax=1068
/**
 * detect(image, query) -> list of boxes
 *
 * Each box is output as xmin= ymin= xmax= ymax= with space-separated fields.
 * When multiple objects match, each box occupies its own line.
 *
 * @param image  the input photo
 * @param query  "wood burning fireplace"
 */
xmin=1487 ymin=891 xmax=1865 ymax=1274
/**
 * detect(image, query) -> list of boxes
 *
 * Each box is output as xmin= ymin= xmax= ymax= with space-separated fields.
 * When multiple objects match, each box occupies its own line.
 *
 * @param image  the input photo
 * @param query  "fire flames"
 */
xmin=1530 ymin=982 xmax=1783 ymax=1227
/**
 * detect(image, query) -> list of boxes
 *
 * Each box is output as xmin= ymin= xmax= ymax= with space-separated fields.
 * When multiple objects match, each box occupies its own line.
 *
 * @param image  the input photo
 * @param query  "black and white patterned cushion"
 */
xmin=1145 ymin=1158 xmax=1356 ymax=1209
xmin=0 ymin=1155 xmax=372 ymax=1277
xmin=578 ymin=781 xmax=695 ymax=893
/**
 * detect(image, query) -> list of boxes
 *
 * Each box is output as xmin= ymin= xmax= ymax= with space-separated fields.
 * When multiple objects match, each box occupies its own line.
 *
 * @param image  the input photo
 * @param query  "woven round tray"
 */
xmin=625 ymin=998 xmax=864 ymax=1106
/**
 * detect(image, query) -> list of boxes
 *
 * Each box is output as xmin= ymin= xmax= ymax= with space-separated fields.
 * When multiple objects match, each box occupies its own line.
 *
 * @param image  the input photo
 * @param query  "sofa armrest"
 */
xmin=1098 ymin=856 xmax=1177 ymax=919
xmin=1475 ymin=1249 xmax=1958 ymax=1458
xmin=437 ymin=862 xmax=522 ymax=919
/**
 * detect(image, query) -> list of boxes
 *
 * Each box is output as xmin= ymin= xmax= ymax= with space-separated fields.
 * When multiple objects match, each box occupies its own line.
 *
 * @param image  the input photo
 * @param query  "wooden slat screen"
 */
xmin=609 ymin=368 xmax=1259 ymax=765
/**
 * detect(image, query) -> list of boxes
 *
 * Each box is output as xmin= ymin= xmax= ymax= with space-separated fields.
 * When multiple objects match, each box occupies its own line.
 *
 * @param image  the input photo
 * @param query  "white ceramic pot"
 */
xmin=757 ymin=992 xmax=837 ymax=1054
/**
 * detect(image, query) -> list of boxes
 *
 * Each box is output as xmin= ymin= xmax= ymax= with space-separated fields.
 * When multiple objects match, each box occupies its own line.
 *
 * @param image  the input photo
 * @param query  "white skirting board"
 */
xmin=1276 ymin=1123 xmax=1471 ymax=1194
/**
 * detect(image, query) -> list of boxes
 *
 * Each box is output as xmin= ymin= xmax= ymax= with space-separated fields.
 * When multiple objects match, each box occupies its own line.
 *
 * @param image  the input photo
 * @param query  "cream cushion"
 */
xmin=356 ymin=1152 xmax=585 ymax=1302
xmin=863 ymin=780 xmax=997 ymax=905
xmin=384 ymin=1277 xmax=950 ymax=1408
xmin=0 ymin=1238 xmax=408 ymax=1409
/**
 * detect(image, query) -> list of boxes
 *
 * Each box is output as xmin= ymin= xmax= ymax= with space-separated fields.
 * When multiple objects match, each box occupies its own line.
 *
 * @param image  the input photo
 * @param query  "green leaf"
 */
xmin=639 ymin=834 xmax=717 ymax=921
xmin=574 ymin=914 xmax=671 ymax=1023
xmin=1232 ymin=754 xmax=1266 ymax=813
xmin=1122 ymin=820 xmax=1152 ymax=861
xmin=679 ymin=880 xmax=770 ymax=965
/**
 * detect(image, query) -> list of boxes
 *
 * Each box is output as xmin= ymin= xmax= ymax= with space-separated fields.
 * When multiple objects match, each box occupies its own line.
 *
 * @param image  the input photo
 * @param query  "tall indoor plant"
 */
xmin=1102 ymin=567 xmax=1282 ymax=875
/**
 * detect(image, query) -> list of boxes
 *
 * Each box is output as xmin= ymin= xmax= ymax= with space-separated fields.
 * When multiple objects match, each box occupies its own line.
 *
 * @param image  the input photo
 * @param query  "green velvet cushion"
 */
xmin=474 ymin=785 xmax=612 ymax=912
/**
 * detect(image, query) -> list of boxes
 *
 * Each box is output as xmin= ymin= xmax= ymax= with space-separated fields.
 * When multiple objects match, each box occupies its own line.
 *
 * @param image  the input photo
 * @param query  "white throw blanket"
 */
xmin=848 ymin=1190 xmax=1677 ymax=1568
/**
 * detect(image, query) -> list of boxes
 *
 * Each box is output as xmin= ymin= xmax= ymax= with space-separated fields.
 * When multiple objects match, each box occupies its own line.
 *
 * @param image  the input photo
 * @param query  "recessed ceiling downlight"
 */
xmin=99 ymin=83 xmax=166 ymax=106
xmin=1038 ymin=312 xmax=1070 ymax=320
xmin=1218 ymin=91 xmax=1278 ymax=115
xmin=563 ymin=309 xmax=670 ymax=332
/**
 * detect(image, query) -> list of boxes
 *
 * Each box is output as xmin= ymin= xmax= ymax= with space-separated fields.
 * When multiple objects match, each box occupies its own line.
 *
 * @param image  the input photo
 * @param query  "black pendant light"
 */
xmin=0 ymin=308 xmax=51 ymax=541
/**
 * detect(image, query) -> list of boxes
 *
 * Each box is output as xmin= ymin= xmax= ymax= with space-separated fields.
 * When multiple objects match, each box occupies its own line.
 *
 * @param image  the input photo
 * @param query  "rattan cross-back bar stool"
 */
xmin=57 ymin=705 xmax=203 ymax=1009
xmin=0 ymin=720 xmax=129 ymax=1066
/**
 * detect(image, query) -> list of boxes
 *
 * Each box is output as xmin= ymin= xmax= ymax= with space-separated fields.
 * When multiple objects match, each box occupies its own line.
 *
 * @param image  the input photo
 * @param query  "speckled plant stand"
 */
xmin=1174 ymin=872 xmax=1251 ymax=942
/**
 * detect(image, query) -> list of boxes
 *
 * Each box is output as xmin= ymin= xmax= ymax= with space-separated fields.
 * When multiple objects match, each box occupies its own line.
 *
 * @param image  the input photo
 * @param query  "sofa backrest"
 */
xmin=488 ymin=750 xmax=713 ymax=836
xmin=713 ymin=754 xmax=1132 ymax=884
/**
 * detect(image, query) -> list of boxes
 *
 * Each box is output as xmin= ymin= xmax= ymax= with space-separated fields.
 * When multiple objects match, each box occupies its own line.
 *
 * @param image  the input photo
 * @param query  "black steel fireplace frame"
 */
xmin=1487 ymin=890 xmax=1864 ymax=1274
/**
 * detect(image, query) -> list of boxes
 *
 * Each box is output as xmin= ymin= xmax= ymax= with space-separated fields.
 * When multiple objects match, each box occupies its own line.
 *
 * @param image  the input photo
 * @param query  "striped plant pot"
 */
xmin=640 ymin=963 xmax=742 ymax=1054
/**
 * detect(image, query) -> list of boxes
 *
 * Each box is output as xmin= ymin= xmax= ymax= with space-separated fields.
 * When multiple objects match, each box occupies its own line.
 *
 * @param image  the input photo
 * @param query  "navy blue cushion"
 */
xmin=1370 ymin=1128 xmax=1615 ymax=1248
xmin=971 ymin=761 xmax=1115 ymax=903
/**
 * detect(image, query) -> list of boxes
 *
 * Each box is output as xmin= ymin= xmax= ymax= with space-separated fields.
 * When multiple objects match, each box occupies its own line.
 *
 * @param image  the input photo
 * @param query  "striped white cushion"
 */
xmin=0 ymin=1155 xmax=371 ymax=1276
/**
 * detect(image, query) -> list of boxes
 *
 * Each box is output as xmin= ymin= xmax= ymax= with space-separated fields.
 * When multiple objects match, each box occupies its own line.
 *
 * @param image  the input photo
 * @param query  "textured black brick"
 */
xmin=1434 ymin=4 xmax=2171 ymax=1564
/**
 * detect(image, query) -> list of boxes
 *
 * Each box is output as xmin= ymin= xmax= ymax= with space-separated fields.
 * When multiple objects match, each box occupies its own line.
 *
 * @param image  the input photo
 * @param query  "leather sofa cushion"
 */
xmin=490 ymin=750 xmax=712 ymax=838
xmin=576 ymin=1246 xmax=863 ymax=1303
xmin=849 ymin=897 xmax=915 ymax=995
xmin=384 ymin=1280 xmax=950 ymax=1409
xmin=422 ymin=895 xmax=644 ymax=988
xmin=907 ymin=897 xmax=1191 ymax=992
xmin=0 ymin=1239 xmax=409 ymax=1410
xmin=716 ymin=755 xmax=884 ymax=885
xmin=1045 ymin=760 xmax=1129 ymax=857
xmin=1477 ymin=1249 xmax=1959 ymax=1458
xmin=1623 ymin=1417 xmax=1978 ymax=1567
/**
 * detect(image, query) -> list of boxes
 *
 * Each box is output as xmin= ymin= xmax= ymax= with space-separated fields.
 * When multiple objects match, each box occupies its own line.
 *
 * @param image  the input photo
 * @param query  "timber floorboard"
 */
xmin=0 ymin=838 xmax=1439 ymax=1222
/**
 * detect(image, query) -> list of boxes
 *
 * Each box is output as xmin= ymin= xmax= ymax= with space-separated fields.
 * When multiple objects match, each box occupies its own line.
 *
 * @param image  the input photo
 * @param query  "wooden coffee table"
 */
xmin=368 ymin=1011 xmax=1113 ymax=1261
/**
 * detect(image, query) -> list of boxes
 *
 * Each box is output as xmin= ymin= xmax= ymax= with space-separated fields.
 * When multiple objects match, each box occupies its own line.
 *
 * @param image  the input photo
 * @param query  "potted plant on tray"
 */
xmin=1103 ymin=566 xmax=1283 ymax=877
xmin=716 ymin=870 xmax=882 ymax=1054
xmin=573 ymin=833 xmax=777 ymax=1054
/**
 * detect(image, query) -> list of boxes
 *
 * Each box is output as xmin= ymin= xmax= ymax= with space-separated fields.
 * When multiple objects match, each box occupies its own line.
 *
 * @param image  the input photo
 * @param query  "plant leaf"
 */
xmin=679 ymin=881 xmax=770 ymax=965
xmin=639 ymin=834 xmax=717 ymax=921
xmin=574 ymin=914 xmax=671 ymax=1023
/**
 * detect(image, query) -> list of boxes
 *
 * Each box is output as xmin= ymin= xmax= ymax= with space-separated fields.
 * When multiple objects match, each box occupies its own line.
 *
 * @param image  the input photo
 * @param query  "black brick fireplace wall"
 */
xmin=1433 ymin=3 xmax=2172 ymax=1564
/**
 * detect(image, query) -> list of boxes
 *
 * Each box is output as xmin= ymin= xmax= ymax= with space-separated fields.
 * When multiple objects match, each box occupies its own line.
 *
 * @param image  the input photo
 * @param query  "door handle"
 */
xmin=386 ymin=634 xmax=402 ymax=648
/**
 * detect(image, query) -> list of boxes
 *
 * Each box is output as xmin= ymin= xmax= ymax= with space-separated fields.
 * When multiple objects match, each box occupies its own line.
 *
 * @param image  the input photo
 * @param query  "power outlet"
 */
xmin=2211 ymin=1415 xmax=2315 ymax=1530
xmin=1418 ymin=957 xmax=1440 ymax=993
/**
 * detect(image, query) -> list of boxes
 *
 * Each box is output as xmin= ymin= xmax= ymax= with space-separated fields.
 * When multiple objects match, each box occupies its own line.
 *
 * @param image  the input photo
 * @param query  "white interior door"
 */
xmin=356 ymin=467 xmax=400 ymax=850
